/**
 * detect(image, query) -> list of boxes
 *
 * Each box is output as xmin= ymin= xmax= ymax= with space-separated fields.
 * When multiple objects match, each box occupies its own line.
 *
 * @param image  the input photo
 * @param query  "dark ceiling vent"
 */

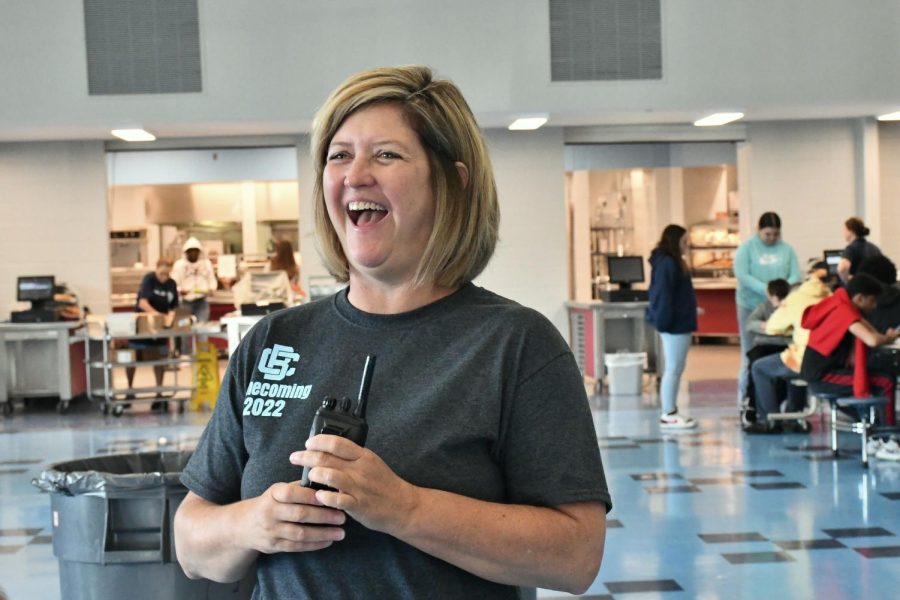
xmin=83 ymin=0 xmax=202 ymax=95
xmin=550 ymin=0 xmax=662 ymax=82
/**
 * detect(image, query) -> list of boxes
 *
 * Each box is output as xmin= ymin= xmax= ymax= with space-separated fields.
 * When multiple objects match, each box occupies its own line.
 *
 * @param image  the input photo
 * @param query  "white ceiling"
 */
xmin=2 ymin=0 xmax=899 ymax=142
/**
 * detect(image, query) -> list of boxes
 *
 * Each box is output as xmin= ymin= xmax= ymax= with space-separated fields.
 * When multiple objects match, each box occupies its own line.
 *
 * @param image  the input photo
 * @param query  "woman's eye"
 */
xmin=327 ymin=151 xmax=348 ymax=161
xmin=377 ymin=151 xmax=400 ymax=159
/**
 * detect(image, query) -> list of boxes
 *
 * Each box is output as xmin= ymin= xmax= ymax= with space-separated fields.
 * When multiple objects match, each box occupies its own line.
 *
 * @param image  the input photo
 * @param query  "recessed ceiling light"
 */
xmin=111 ymin=128 xmax=156 ymax=142
xmin=693 ymin=112 xmax=744 ymax=127
xmin=877 ymin=111 xmax=900 ymax=121
xmin=508 ymin=117 xmax=548 ymax=131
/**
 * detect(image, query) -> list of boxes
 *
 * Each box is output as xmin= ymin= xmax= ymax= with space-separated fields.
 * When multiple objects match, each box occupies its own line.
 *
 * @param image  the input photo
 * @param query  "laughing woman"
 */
xmin=174 ymin=66 xmax=611 ymax=599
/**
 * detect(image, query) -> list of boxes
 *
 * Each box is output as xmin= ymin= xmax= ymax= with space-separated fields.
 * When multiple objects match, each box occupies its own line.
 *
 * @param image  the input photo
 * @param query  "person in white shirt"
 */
xmin=171 ymin=237 xmax=218 ymax=322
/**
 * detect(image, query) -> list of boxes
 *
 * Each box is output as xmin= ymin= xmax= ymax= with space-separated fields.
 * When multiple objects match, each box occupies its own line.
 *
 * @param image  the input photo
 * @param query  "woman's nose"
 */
xmin=345 ymin=157 xmax=374 ymax=187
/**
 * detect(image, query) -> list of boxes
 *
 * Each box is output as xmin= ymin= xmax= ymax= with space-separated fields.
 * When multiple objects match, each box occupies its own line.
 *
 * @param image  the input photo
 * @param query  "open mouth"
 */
xmin=348 ymin=200 xmax=388 ymax=226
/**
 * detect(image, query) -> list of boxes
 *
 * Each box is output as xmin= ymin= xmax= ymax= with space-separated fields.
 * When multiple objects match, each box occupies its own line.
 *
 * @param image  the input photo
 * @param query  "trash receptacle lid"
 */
xmin=32 ymin=451 xmax=193 ymax=496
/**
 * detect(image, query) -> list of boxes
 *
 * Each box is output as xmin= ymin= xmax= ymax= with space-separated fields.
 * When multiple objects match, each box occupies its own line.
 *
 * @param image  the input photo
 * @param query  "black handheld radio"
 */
xmin=300 ymin=355 xmax=375 ymax=489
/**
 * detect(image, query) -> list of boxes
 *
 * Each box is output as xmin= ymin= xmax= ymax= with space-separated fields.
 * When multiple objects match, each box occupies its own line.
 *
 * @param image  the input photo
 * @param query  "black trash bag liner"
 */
xmin=33 ymin=451 xmax=193 ymax=496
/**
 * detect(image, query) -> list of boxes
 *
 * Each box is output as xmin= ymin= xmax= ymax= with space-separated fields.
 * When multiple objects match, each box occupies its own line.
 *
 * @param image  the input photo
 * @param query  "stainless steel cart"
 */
xmin=82 ymin=321 xmax=197 ymax=417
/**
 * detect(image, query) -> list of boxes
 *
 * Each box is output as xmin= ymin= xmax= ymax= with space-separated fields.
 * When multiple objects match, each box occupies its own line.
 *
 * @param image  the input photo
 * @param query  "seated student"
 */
xmin=799 ymin=273 xmax=899 ymax=425
xmin=741 ymin=278 xmax=791 ymax=424
xmin=746 ymin=278 xmax=791 ymax=353
xmin=855 ymin=255 xmax=900 ymax=460
xmin=745 ymin=264 xmax=832 ymax=433
xmin=856 ymin=255 xmax=900 ymax=334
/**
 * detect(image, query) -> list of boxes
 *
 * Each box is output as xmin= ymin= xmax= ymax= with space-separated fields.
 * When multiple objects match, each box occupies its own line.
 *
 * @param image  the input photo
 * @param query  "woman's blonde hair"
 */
xmin=310 ymin=65 xmax=499 ymax=288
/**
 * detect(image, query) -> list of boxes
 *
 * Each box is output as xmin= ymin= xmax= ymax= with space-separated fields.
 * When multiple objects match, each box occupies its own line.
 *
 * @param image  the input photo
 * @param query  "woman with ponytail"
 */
xmin=837 ymin=217 xmax=881 ymax=283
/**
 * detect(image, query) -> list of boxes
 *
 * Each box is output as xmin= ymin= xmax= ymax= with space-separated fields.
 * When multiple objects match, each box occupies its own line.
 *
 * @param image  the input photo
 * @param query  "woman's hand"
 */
xmin=290 ymin=435 xmax=419 ymax=535
xmin=235 ymin=481 xmax=347 ymax=554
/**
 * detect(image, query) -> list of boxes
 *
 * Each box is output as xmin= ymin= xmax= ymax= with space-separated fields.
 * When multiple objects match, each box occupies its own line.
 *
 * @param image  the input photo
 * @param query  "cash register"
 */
xmin=10 ymin=275 xmax=59 ymax=323
xmin=600 ymin=256 xmax=649 ymax=302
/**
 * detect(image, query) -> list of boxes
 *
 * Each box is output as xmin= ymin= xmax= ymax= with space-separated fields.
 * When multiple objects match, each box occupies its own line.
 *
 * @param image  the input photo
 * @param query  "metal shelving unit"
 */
xmin=82 ymin=323 xmax=198 ymax=417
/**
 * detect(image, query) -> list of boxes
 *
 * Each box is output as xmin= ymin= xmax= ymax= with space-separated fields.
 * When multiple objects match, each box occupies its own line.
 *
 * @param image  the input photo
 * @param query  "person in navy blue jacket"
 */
xmin=646 ymin=224 xmax=698 ymax=429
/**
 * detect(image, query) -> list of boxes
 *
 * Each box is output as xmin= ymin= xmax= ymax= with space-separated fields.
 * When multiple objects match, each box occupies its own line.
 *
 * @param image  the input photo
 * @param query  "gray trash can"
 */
xmin=33 ymin=452 xmax=255 ymax=600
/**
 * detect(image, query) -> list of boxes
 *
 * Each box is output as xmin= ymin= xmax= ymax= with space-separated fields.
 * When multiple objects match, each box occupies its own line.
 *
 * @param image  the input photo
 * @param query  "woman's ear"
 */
xmin=454 ymin=161 xmax=469 ymax=190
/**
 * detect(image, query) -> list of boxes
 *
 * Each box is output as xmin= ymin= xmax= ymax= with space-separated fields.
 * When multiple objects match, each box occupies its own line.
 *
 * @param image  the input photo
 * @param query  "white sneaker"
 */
xmin=660 ymin=412 xmax=697 ymax=429
xmin=866 ymin=438 xmax=884 ymax=456
xmin=875 ymin=439 xmax=900 ymax=461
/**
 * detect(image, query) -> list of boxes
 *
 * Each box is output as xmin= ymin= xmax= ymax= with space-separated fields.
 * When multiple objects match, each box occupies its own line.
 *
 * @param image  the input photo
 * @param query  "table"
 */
xmin=566 ymin=301 xmax=660 ymax=393
xmin=0 ymin=321 xmax=85 ymax=414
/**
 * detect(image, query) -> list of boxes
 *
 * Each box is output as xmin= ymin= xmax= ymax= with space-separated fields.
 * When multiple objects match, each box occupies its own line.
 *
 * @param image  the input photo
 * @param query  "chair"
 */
xmin=808 ymin=388 xmax=889 ymax=467
xmin=766 ymin=378 xmax=822 ymax=433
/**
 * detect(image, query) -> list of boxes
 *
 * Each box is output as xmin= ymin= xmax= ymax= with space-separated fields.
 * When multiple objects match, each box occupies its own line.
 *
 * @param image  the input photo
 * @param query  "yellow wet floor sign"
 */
xmin=191 ymin=341 xmax=220 ymax=411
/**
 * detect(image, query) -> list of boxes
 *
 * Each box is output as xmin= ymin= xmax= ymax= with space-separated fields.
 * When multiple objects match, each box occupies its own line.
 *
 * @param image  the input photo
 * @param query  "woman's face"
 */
xmin=843 ymin=226 xmax=854 ymax=243
xmin=679 ymin=233 xmax=690 ymax=255
xmin=758 ymin=227 xmax=780 ymax=246
xmin=323 ymin=103 xmax=435 ymax=286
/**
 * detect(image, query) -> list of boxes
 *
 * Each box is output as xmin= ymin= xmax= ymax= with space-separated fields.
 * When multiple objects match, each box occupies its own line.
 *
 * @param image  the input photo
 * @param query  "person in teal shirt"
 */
xmin=734 ymin=212 xmax=802 ymax=405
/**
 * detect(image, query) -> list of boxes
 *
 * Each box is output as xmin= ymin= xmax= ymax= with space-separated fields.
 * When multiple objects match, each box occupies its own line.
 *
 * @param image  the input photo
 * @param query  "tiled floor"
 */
xmin=1 ymin=356 xmax=899 ymax=599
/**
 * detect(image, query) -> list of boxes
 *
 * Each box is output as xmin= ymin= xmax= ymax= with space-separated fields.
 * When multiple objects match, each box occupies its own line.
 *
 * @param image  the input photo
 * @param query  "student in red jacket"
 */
xmin=799 ymin=274 xmax=899 ymax=423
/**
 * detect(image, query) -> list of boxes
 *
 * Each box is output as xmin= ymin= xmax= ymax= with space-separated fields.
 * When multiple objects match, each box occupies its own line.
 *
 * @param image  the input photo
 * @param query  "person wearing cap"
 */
xmin=745 ymin=261 xmax=831 ymax=433
xmin=171 ymin=237 xmax=218 ymax=322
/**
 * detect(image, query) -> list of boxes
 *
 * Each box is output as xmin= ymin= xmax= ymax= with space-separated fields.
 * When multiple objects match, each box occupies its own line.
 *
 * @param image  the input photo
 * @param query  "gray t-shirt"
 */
xmin=181 ymin=283 xmax=611 ymax=600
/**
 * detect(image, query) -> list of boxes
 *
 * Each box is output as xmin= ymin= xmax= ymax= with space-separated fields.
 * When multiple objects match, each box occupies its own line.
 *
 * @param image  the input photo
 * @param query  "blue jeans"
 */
xmin=659 ymin=332 xmax=692 ymax=414
xmin=183 ymin=298 xmax=210 ymax=322
xmin=736 ymin=304 xmax=754 ymax=404
xmin=750 ymin=353 xmax=796 ymax=421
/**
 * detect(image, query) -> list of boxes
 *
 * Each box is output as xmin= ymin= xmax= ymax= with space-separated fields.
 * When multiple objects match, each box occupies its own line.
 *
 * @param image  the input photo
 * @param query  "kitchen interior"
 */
xmin=567 ymin=142 xmax=741 ymax=341
xmin=106 ymin=147 xmax=312 ymax=322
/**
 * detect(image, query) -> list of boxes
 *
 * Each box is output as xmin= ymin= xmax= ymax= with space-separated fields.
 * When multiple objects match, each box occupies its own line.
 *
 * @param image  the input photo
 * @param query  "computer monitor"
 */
xmin=607 ymin=256 xmax=644 ymax=290
xmin=823 ymin=250 xmax=842 ymax=274
xmin=16 ymin=275 xmax=55 ymax=309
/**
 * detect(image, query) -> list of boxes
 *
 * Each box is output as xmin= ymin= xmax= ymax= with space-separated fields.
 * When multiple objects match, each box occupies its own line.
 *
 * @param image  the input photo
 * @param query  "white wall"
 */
xmin=0 ymin=142 xmax=109 ymax=316
xmin=879 ymin=123 xmax=900 ymax=263
xmin=744 ymin=120 xmax=857 ymax=266
xmin=478 ymin=128 xmax=569 ymax=334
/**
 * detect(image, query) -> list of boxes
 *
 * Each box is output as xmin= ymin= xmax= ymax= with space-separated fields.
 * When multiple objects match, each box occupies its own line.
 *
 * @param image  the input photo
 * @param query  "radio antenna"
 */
xmin=354 ymin=355 xmax=376 ymax=418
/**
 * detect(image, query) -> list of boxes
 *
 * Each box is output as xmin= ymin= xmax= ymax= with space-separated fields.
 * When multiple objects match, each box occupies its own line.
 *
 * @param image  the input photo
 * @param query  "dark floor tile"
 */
xmin=644 ymin=485 xmax=701 ymax=494
xmin=722 ymin=551 xmax=794 ymax=564
xmin=823 ymin=527 xmax=894 ymax=538
xmin=804 ymin=453 xmax=852 ymax=461
xmin=0 ymin=459 xmax=43 ymax=465
xmin=597 ymin=436 xmax=629 ymax=441
xmin=731 ymin=469 xmax=784 ymax=477
xmin=0 ymin=469 xmax=28 ymax=476
xmin=0 ymin=545 xmax=23 ymax=554
xmin=0 ymin=528 xmax=42 ymax=537
xmin=597 ymin=443 xmax=641 ymax=450
xmin=699 ymin=532 xmax=768 ymax=544
xmin=880 ymin=492 xmax=900 ymax=501
xmin=855 ymin=546 xmax=900 ymax=558
xmin=750 ymin=482 xmax=806 ymax=490
xmin=630 ymin=472 xmax=684 ymax=481
xmin=607 ymin=519 xmax=623 ymax=528
xmin=784 ymin=444 xmax=831 ymax=451
xmin=773 ymin=539 xmax=846 ymax=550
xmin=543 ymin=596 xmax=612 ymax=600
xmin=689 ymin=477 xmax=742 ymax=485
xmin=28 ymin=535 xmax=52 ymax=545
xmin=605 ymin=579 xmax=683 ymax=593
